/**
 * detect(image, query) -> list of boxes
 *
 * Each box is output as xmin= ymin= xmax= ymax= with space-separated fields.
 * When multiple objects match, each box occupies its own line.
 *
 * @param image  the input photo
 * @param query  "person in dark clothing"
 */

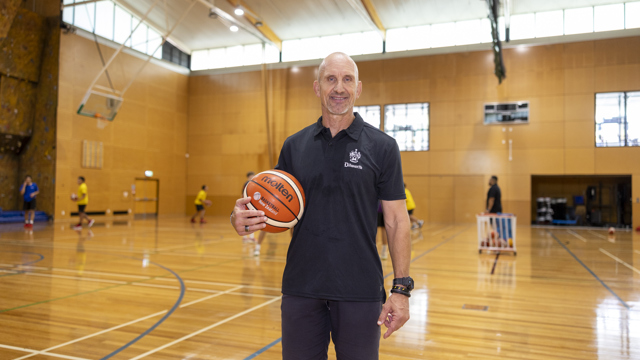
xmin=230 ymin=52 xmax=413 ymax=360
xmin=485 ymin=175 xmax=502 ymax=214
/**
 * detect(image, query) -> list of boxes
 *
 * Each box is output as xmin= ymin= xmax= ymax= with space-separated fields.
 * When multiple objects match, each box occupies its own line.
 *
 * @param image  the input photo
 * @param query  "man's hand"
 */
xmin=377 ymin=293 xmax=410 ymax=339
xmin=231 ymin=197 xmax=268 ymax=235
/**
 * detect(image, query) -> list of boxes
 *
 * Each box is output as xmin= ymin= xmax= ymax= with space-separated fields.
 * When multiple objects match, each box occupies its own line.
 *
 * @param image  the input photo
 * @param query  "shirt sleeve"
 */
xmin=377 ymin=140 xmax=406 ymax=201
xmin=488 ymin=187 xmax=497 ymax=199
xmin=274 ymin=140 xmax=291 ymax=173
xmin=34 ymin=184 xmax=39 ymax=192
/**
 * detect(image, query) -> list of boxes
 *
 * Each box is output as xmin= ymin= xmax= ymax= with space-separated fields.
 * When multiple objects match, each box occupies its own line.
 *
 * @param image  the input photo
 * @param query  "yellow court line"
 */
xmin=0 ymin=344 xmax=91 ymax=360
xmin=599 ymin=248 xmax=640 ymax=276
xmin=129 ymin=296 xmax=283 ymax=359
xmin=566 ymin=230 xmax=587 ymax=242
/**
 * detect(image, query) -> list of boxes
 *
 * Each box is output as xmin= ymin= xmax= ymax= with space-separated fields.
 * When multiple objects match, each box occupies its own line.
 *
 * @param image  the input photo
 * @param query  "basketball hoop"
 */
xmin=95 ymin=113 xmax=109 ymax=129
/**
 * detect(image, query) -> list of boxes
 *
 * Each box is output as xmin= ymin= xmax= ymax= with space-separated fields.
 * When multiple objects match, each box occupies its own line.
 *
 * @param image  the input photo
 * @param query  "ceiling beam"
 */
xmin=359 ymin=0 xmax=386 ymax=40
xmin=227 ymin=0 xmax=282 ymax=51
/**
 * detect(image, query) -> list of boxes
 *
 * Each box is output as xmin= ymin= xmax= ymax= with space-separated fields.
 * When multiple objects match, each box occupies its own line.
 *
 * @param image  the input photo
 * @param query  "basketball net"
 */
xmin=95 ymin=114 xmax=109 ymax=129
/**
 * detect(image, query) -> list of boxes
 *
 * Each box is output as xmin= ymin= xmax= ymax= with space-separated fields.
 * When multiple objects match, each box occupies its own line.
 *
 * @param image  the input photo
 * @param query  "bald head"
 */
xmin=317 ymin=52 xmax=359 ymax=83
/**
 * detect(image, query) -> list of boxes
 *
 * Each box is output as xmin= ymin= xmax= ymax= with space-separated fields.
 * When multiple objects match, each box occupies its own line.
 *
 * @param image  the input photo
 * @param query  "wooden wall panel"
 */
xmin=55 ymin=33 xmax=188 ymax=220
xmin=188 ymin=36 xmax=640 ymax=227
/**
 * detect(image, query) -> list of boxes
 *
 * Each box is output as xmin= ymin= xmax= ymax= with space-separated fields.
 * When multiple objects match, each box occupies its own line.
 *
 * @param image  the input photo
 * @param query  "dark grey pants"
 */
xmin=281 ymin=294 xmax=382 ymax=360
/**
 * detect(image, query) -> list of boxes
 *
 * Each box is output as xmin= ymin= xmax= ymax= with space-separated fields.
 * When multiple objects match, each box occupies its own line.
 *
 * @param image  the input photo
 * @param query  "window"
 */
xmin=384 ymin=103 xmax=429 ymax=151
xmin=63 ymin=1 xmax=166 ymax=58
xmin=114 ymin=5 xmax=132 ymax=46
xmin=430 ymin=23 xmax=456 ymax=48
xmin=595 ymin=91 xmax=640 ymax=147
xmin=94 ymin=1 xmax=114 ymax=40
xmin=627 ymin=2 xmax=640 ymax=29
xmin=594 ymin=4 xmax=624 ymax=32
xmin=353 ymin=105 xmax=381 ymax=129
xmin=535 ymin=10 xmax=563 ymax=38
xmin=510 ymin=13 xmax=535 ymax=40
xmin=565 ymin=7 xmax=594 ymax=34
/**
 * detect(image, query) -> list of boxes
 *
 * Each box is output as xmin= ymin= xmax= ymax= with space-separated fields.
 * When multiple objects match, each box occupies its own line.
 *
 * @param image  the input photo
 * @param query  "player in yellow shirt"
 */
xmin=191 ymin=185 xmax=209 ymax=224
xmin=71 ymin=176 xmax=94 ymax=230
xmin=405 ymin=183 xmax=423 ymax=229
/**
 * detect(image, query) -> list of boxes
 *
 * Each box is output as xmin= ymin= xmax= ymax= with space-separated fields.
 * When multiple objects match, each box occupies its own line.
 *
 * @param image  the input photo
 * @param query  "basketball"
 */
xmin=70 ymin=193 xmax=78 ymax=201
xmin=204 ymin=200 xmax=212 ymax=207
xmin=608 ymin=227 xmax=615 ymax=235
xmin=243 ymin=170 xmax=305 ymax=233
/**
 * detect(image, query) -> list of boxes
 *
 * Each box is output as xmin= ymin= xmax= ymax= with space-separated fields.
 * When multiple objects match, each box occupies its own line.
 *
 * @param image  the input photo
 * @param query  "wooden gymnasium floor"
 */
xmin=0 ymin=217 xmax=639 ymax=360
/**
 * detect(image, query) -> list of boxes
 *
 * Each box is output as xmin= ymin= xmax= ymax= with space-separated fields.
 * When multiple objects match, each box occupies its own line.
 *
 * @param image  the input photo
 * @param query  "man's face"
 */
xmin=489 ymin=178 xmax=495 ymax=186
xmin=204 ymin=186 xmax=209 ymax=191
xmin=25 ymin=177 xmax=32 ymax=184
xmin=77 ymin=178 xmax=82 ymax=185
xmin=313 ymin=55 xmax=362 ymax=116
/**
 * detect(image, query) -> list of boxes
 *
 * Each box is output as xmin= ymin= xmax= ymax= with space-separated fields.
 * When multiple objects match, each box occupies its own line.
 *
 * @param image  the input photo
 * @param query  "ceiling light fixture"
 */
xmin=230 ymin=25 xmax=239 ymax=32
xmin=234 ymin=8 xmax=244 ymax=16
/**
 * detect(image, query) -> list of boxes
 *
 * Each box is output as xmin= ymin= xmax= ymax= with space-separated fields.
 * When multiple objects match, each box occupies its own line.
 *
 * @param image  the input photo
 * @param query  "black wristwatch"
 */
xmin=390 ymin=277 xmax=414 ymax=297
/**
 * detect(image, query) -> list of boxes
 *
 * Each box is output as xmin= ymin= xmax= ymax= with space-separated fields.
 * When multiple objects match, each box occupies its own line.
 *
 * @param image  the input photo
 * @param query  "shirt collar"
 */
xmin=313 ymin=112 xmax=364 ymax=140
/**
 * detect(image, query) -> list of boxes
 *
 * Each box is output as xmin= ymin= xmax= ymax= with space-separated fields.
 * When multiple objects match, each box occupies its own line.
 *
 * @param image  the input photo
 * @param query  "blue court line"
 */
xmin=242 ymin=226 xmax=470 ymax=360
xmin=0 ymin=250 xmax=45 ymax=267
xmin=243 ymin=337 xmax=283 ymax=360
xmin=549 ymin=231 xmax=629 ymax=309
xmin=100 ymin=258 xmax=186 ymax=359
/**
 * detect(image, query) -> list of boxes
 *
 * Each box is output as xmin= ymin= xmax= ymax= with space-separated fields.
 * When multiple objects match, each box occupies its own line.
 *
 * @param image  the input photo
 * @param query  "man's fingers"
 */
xmin=236 ymin=197 xmax=252 ymax=206
xmin=377 ymin=303 xmax=392 ymax=325
xmin=237 ymin=209 xmax=266 ymax=218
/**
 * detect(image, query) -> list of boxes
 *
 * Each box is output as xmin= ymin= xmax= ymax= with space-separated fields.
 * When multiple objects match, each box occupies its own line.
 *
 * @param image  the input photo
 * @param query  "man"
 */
xmin=231 ymin=52 xmax=413 ymax=359
xmin=20 ymin=175 xmax=39 ymax=228
xmin=72 ymin=176 xmax=94 ymax=230
xmin=191 ymin=185 xmax=208 ymax=223
xmin=485 ymin=175 xmax=502 ymax=214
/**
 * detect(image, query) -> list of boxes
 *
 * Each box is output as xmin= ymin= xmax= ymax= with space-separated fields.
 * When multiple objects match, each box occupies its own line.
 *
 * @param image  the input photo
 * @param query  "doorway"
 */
xmin=134 ymin=178 xmax=159 ymax=218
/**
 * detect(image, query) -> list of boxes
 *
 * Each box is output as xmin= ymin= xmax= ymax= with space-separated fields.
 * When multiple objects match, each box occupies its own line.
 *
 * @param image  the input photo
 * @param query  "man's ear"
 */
xmin=313 ymin=80 xmax=320 ymax=97
xmin=356 ymin=81 xmax=362 ymax=99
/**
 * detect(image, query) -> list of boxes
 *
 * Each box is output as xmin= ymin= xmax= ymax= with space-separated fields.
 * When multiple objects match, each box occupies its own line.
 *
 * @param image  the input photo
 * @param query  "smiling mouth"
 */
xmin=330 ymin=96 xmax=348 ymax=102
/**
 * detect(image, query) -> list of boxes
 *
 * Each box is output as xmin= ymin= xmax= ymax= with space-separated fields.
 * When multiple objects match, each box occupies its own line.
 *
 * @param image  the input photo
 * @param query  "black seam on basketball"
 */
xmin=264 ymin=170 xmax=305 ymax=219
xmin=249 ymin=179 xmax=299 ymax=222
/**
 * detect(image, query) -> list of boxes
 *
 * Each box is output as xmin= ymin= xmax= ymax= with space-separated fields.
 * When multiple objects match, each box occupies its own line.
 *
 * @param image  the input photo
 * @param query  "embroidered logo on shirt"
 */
xmin=345 ymin=149 xmax=363 ymax=170
xmin=349 ymin=149 xmax=361 ymax=163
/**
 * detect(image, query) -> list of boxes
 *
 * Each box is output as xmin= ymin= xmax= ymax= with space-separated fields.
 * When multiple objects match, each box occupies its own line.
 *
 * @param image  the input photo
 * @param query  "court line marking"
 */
xmin=243 ymin=338 xmax=282 ymax=360
xmin=246 ymin=225 xmax=473 ymax=360
xmin=0 ymin=257 xmax=243 ymax=313
xmin=490 ymin=252 xmax=501 ymax=274
xmin=548 ymin=231 xmax=629 ymax=309
xmin=587 ymin=230 xmax=607 ymax=240
xmin=0 ymin=251 xmax=44 ymax=266
xmin=99 ymin=258 xmax=186 ymax=360
xmin=566 ymin=230 xmax=587 ymax=242
xmin=599 ymin=248 xmax=640 ymax=276
xmin=0 ymin=344 xmax=90 ymax=360
xmin=386 ymin=225 xmax=471 ymax=279
xmin=13 ymin=286 xmax=247 ymax=360
xmin=129 ymin=296 xmax=282 ymax=359
xmin=411 ymin=225 xmax=451 ymax=245
xmin=0 ymin=264 xmax=283 ymax=293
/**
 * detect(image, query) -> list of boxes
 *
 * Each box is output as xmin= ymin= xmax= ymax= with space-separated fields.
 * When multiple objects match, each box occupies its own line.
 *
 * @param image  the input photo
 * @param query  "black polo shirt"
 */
xmin=487 ymin=184 xmax=502 ymax=213
xmin=275 ymin=113 xmax=406 ymax=302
